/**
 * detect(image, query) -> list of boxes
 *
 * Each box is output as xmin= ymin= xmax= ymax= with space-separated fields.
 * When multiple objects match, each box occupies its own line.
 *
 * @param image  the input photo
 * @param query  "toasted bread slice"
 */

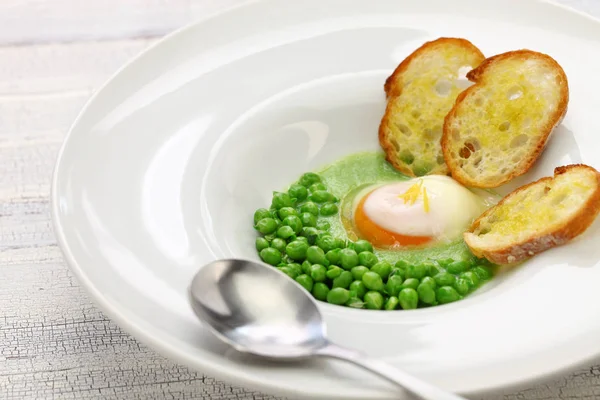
xmin=379 ymin=38 xmax=485 ymax=177
xmin=464 ymin=164 xmax=600 ymax=264
xmin=442 ymin=50 xmax=569 ymax=188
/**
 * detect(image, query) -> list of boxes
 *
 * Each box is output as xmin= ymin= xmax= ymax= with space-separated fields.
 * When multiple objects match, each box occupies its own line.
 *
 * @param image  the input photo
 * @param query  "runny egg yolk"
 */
xmin=353 ymin=176 xmax=491 ymax=248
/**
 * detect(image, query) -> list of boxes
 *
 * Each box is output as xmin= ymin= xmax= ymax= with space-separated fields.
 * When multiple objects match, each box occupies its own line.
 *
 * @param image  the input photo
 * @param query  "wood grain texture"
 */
xmin=1 ymin=0 xmax=600 ymax=399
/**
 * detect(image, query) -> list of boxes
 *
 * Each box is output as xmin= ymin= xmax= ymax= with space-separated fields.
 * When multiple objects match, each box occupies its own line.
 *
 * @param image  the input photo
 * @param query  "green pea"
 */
xmin=278 ymin=207 xmax=298 ymax=220
xmin=286 ymin=240 xmax=309 ymax=261
xmin=260 ymin=247 xmax=281 ymax=266
xmin=320 ymin=203 xmax=339 ymax=216
xmin=385 ymin=275 xmax=404 ymax=297
xmin=349 ymin=280 xmax=367 ymax=299
xmin=436 ymin=258 xmax=454 ymax=268
xmin=312 ymin=282 xmax=329 ymax=301
xmin=282 ymin=215 xmax=303 ymax=234
xmin=295 ymin=236 xmax=308 ymax=244
xmin=384 ymin=296 xmax=399 ymax=310
xmin=454 ymin=278 xmax=470 ymax=295
xmin=301 ymin=260 xmax=312 ymax=274
xmin=421 ymin=276 xmax=437 ymax=289
xmin=389 ymin=268 xmax=404 ymax=281
xmin=299 ymin=202 xmax=319 ymax=216
xmin=255 ymin=237 xmax=269 ymax=252
xmin=255 ymin=218 xmax=278 ymax=234
xmin=278 ymin=266 xmax=298 ymax=279
xmin=399 ymin=288 xmax=419 ymax=310
xmin=271 ymin=192 xmax=293 ymax=209
xmin=309 ymin=264 xmax=327 ymax=282
xmin=316 ymin=220 xmax=331 ymax=231
xmin=326 ymin=248 xmax=342 ymax=265
xmin=299 ymin=172 xmax=321 ymax=187
xmin=406 ymin=264 xmax=428 ymax=280
xmin=335 ymin=238 xmax=347 ymax=249
xmin=427 ymin=262 xmax=444 ymax=277
xmin=446 ymin=260 xmax=470 ymax=274
xmin=306 ymin=246 xmax=328 ymax=266
xmin=401 ymin=278 xmax=420 ymax=290
xmin=351 ymin=265 xmax=369 ymax=280
xmin=472 ymin=266 xmax=492 ymax=280
xmin=394 ymin=260 xmax=411 ymax=275
xmin=301 ymin=227 xmax=319 ymax=244
xmin=271 ymin=238 xmax=286 ymax=253
xmin=299 ymin=212 xmax=317 ymax=228
xmin=461 ymin=271 xmax=480 ymax=288
xmin=253 ymin=208 xmax=271 ymax=224
xmin=276 ymin=225 xmax=295 ymax=240
xmin=288 ymin=184 xmax=308 ymax=201
xmin=371 ymin=261 xmax=392 ymax=280
xmin=434 ymin=272 xmax=456 ymax=287
xmin=358 ymin=251 xmax=378 ymax=268
xmin=295 ymin=274 xmax=313 ymax=292
xmin=264 ymin=233 xmax=276 ymax=242
xmin=340 ymin=248 xmax=359 ymax=270
xmin=364 ymin=291 xmax=384 ymax=309
xmin=309 ymin=182 xmax=327 ymax=192
xmin=437 ymin=286 xmax=461 ymax=304
xmin=316 ymin=235 xmax=338 ymax=252
xmin=326 ymin=265 xmax=343 ymax=279
xmin=333 ymin=271 xmax=353 ymax=289
xmin=288 ymin=263 xmax=302 ymax=275
xmin=346 ymin=298 xmax=365 ymax=309
xmin=417 ymin=282 xmax=436 ymax=304
xmin=327 ymin=288 xmax=350 ymax=305
xmin=310 ymin=190 xmax=334 ymax=203
xmin=353 ymin=240 xmax=373 ymax=254
xmin=362 ymin=271 xmax=384 ymax=292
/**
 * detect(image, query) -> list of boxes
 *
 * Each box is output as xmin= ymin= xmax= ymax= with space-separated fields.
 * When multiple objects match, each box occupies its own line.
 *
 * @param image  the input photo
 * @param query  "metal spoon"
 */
xmin=189 ymin=258 xmax=467 ymax=400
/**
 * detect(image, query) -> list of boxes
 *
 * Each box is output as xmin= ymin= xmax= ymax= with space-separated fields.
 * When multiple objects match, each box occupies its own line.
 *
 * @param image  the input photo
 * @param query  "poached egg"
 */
xmin=352 ymin=176 xmax=492 ymax=247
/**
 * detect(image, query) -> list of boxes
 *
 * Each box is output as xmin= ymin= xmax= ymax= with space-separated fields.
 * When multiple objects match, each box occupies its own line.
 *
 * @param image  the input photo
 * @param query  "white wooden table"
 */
xmin=2 ymin=1 xmax=600 ymax=399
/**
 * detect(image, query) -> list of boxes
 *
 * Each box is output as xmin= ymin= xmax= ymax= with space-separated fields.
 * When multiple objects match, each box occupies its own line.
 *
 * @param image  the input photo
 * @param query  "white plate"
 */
xmin=52 ymin=1 xmax=600 ymax=398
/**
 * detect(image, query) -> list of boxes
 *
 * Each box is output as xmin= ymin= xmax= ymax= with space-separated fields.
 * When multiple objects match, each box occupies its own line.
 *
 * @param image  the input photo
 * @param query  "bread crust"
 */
xmin=380 ymin=38 xmax=484 ymax=177
xmin=464 ymin=164 xmax=600 ymax=264
xmin=383 ymin=37 xmax=484 ymax=98
xmin=442 ymin=50 xmax=570 ymax=188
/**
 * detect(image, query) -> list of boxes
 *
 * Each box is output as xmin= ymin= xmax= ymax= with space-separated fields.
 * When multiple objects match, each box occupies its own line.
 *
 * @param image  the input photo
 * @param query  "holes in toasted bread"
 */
xmin=397 ymin=123 xmax=412 ymax=136
xmin=510 ymin=134 xmax=528 ymax=148
xmin=434 ymin=80 xmax=452 ymax=97
xmin=413 ymin=161 xmax=432 ymax=176
xmin=459 ymin=147 xmax=471 ymax=159
xmin=465 ymin=138 xmax=480 ymax=150
xmin=433 ymin=125 xmax=442 ymax=138
xmin=437 ymin=155 xmax=445 ymax=165
xmin=399 ymin=149 xmax=414 ymax=165
xmin=500 ymin=168 xmax=508 ymax=174
xmin=411 ymin=110 xmax=421 ymax=119
xmin=390 ymin=138 xmax=400 ymax=151
xmin=507 ymin=85 xmax=523 ymax=100
xmin=498 ymin=121 xmax=511 ymax=132
xmin=459 ymin=141 xmax=477 ymax=159
xmin=523 ymin=117 xmax=532 ymax=128
xmin=474 ymin=97 xmax=484 ymax=107
xmin=544 ymin=186 xmax=551 ymax=194
xmin=473 ymin=156 xmax=482 ymax=168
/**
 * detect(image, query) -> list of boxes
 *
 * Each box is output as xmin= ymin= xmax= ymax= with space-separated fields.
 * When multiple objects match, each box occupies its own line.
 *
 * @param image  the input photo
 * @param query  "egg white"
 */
xmin=357 ymin=176 xmax=496 ymax=244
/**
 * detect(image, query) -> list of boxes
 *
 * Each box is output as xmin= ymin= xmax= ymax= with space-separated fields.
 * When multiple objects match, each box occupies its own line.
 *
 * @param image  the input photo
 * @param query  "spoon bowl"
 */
xmin=189 ymin=258 xmax=327 ymax=359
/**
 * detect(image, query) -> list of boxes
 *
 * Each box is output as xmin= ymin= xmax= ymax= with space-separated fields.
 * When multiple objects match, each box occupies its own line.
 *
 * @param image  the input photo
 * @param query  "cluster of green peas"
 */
xmin=253 ymin=172 xmax=493 ymax=310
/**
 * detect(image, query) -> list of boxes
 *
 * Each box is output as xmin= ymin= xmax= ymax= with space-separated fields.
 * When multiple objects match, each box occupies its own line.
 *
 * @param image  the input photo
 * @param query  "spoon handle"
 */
xmin=316 ymin=343 xmax=467 ymax=400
